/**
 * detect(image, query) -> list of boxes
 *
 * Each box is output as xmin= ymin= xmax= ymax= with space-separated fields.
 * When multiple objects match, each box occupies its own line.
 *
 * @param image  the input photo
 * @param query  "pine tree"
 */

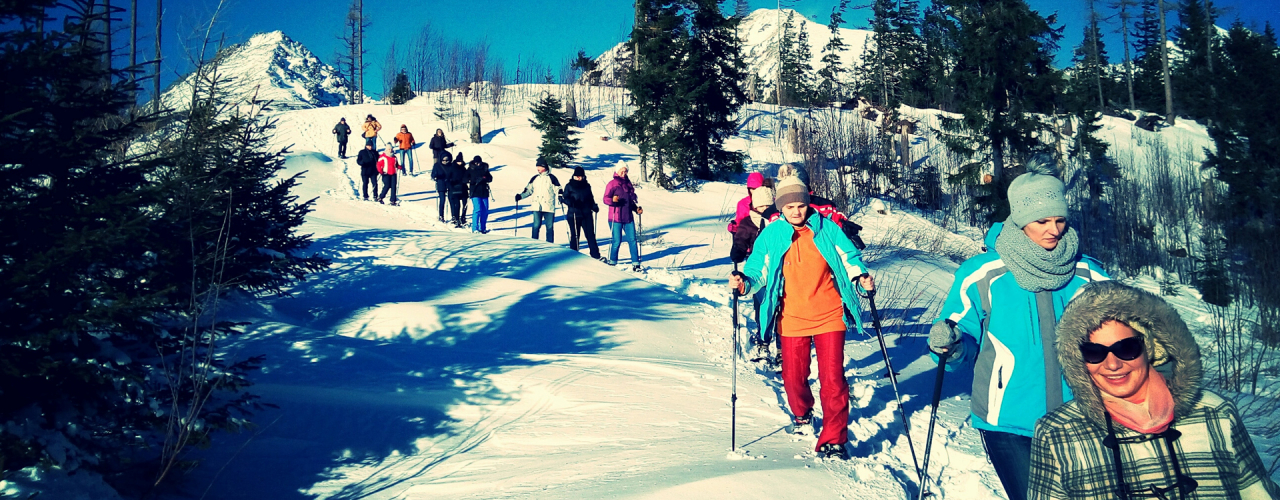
xmin=620 ymin=0 xmax=685 ymax=185
xmin=674 ymin=0 xmax=748 ymax=180
xmin=1172 ymin=0 xmax=1221 ymax=121
xmin=734 ymin=0 xmax=750 ymax=19
xmin=936 ymin=0 xmax=1064 ymax=223
xmin=776 ymin=11 xmax=816 ymax=107
xmin=858 ymin=0 xmax=895 ymax=106
xmin=1132 ymin=0 xmax=1166 ymax=111
xmin=1075 ymin=0 xmax=1110 ymax=110
xmin=817 ymin=1 xmax=851 ymax=103
xmin=529 ymin=92 xmax=581 ymax=170
xmin=919 ymin=3 xmax=959 ymax=111
xmin=890 ymin=0 xmax=926 ymax=109
xmin=389 ymin=70 xmax=413 ymax=104
xmin=1111 ymin=0 xmax=1140 ymax=110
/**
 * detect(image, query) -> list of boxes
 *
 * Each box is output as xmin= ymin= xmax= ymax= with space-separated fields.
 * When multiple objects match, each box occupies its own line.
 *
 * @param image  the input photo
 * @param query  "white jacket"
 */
xmin=519 ymin=171 xmax=561 ymax=213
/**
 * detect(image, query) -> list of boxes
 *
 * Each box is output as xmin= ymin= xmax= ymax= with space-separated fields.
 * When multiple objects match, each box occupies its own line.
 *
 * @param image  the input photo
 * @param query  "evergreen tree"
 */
xmin=890 ymin=0 xmax=926 ymax=109
xmin=1173 ymin=0 xmax=1221 ymax=121
xmin=389 ymin=70 xmax=413 ymax=104
xmin=529 ymin=92 xmax=581 ymax=169
xmin=858 ymin=0 xmax=895 ymax=106
xmin=1110 ymin=0 xmax=1140 ymax=110
xmin=734 ymin=0 xmax=750 ymax=19
xmin=673 ymin=0 xmax=748 ymax=180
xmin=620 ymin=0 xmax=686 ymax=186
xmin=1132 ymin=0 xmax=1167 ymax=111
xmin=919 ymin=3 xmax=959 ymax=111
xmin=817 ymin=1 xmax=851 ymax=103
xmin=1073 ymin=0 xmax=1111 ymax=110
xmin=776 ymin=11 xmax=816 ymax=107
xmin=936 ymin=0 xmax=1064 ymax=224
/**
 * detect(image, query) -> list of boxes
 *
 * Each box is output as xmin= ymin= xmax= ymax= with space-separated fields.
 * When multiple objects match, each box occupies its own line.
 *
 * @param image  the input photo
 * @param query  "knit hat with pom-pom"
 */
xmin=1006 ymin=160 xmax=1068 ymax=228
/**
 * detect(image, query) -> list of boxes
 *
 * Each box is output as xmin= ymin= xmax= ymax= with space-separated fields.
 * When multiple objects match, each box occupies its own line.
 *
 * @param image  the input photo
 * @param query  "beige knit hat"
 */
xmin=774 ymin=176 xmax=810 ymax=210
xmin=751 ymin=187 xmax=775 ymax=208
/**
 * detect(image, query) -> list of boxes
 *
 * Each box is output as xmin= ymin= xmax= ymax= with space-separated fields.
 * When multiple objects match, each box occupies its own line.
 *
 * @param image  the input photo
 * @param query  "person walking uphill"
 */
xmin=603 ymin=163 xmax=642 ymax=270
xmin=394 ymin=125 xmax=416 ymax=174
xmin=356 ymin=143 xmax=379 ymax=201
xmin=1029 ymin=281 xmax=1280 ymax=500
xmin=362 ymin=114 xmax=381 ymax=148
xmin=446 ymin=153 xmax=470 ymax=228
xmin=428 ymin=128 xmax=451 ymax=163
xmin=728 ymin=175 xmax=875 ymax=461
xmin=431 ymin=152 xmax=452 ymax=222
xmin=467 ymin=156 xmax=493 ymax=233
xmin=927 ymin=164 xmax=1110 ymax=500
xmin=332 ymin=118 xmax=351 ymax=158
xmin=516 ymin=157 xmax=561 ymax=242
xmin=562 ymin=166 xmax=602 ymax=260
xmin=376 ymin=144 xmax=400 ymax=205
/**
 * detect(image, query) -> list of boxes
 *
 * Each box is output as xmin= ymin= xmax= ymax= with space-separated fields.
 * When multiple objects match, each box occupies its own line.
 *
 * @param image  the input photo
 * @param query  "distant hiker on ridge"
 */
xmin=376 ymin=144 xmax=400 ymax=205
xmin=356 ymin=143 xmax=379 ymax=201
xmin=362 ymin=114 xmax=381 ymax=148
xmin=394 ymin=125 xmax=416 ymax=175
xmin=516 ymin=157 xmax=561 ymax=243
xmin=332 ymin=117 xmax=351 ymax=158
xmin=729 ymin=175 xmax=874 ymax=461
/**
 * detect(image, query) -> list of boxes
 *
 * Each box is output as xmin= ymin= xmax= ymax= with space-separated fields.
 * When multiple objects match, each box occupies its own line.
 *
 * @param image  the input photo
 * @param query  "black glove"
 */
xmin=592 ymin=204 xmax=599 ymax=213
xmin=515 ymin=194 xmax=522 ymax=202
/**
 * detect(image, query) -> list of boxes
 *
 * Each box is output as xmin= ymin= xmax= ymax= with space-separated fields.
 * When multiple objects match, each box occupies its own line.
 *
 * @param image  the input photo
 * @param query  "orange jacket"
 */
xmin=778 ymin=226 xmax=846 ymax=337
xmin=395 ymin=132 xmax=415 ymax=150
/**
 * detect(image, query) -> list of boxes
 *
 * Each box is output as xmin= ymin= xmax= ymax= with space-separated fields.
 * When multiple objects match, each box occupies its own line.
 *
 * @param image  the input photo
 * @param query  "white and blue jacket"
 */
xmin=935 ymin=223 xmax=1109 ymax=437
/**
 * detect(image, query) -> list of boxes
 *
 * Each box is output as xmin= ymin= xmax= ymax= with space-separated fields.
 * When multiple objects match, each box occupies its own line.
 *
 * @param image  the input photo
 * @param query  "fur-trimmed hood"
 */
xmin=1055 ymin=281 xmax=1203 ymax=430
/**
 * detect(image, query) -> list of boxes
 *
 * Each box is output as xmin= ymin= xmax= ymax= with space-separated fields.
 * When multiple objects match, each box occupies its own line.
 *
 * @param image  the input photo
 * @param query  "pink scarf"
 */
xmin=1101 ymin=369 xmax=1174 ymax=434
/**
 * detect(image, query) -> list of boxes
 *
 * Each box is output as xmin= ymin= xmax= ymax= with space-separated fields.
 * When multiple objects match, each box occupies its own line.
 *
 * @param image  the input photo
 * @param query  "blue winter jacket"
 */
xmin=934 ymin=223 xmax=1109 ymax=437
xmin=739 ymin=210 xmax=870 ymax=342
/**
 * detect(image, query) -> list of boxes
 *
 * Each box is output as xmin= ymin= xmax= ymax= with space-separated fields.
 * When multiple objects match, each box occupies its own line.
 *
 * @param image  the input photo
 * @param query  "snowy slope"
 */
xmin=585 ymin=8 xmax=870 ymax=92
xmin=157 ymin=31 xmax=352 ymax=113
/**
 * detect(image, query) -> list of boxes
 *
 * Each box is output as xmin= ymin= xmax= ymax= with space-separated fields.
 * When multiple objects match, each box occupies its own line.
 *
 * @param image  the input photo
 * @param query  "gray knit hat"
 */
xmin=751 ymin=186 xmax=775 ymax=208
xmin=1007 ymin=165 xmax=1068 ymax=228
xmin=774 ymin=176 xmax=810 ymax=210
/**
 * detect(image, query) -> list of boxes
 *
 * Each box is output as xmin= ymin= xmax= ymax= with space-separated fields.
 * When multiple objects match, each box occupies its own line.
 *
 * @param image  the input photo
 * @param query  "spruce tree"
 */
xmin=529 ymin=92 xmax=581 ymax=170
xmin=890 ymin=0 xmax=925 ymax=109
xmin=1173 ymin=0 xmax=1221 ymax=121
xmin=919 ymin=3 xmax=959 ymax=111
xmin=674 ymin=0 xmax=748 ymax=181
xmin=817 ymin=1 xmax=851 ymax=103
xmin=1132 ymin=0 xmax=1167 ymax=111
xmin=620 ymin=0 xmax=685 ymax=185
xmin=936 ymin=0 xmax=1064 ymax=223
xmin=389 ymin=70 xmax=413 ymax=104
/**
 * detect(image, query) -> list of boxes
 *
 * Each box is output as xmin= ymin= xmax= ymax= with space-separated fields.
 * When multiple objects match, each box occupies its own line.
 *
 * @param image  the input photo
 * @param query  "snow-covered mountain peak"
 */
xmin=158 ymin=30 xmax=352 ymax=113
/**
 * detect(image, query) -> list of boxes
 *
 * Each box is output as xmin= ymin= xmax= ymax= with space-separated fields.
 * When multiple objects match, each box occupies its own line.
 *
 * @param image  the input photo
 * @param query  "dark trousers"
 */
xmin=434 ymin=182 xmax=448 ymax=219
xmin=567 ymin=210 xmax=600 ymax=259
xmin=361 ymin=168 xmax=378 ymax=199
xmin=338 ymin=140 xmax=347 ymax=158
xmin=449 ymin=196 xmax=468 ymax=223
xmin=980 ymin=430 xmax=1032 ymax=500
xmin=378 ymin=174 xmax=397 ymax=203
xmin=365 ymin=136 xmax=376 ymax=147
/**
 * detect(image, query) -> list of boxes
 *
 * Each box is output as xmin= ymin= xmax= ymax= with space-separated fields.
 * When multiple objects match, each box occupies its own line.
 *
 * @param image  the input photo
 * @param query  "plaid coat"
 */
xmin=1029 ymin=281 xmax=1279 ymax=500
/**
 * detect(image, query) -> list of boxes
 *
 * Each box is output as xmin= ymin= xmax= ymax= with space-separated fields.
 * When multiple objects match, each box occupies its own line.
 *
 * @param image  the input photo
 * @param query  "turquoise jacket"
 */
xmin=934 ymin=224 xmax=1110 ymax=437
xmin=740 ymin=211 xmax=870 ymax=341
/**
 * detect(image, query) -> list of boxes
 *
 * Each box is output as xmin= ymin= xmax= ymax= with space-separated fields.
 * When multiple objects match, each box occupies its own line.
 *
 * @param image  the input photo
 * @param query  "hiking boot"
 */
xmin=818 ymin=443 xmax=849 ymax=460
xmin=794 ymin=411 xmax=813 ymax=426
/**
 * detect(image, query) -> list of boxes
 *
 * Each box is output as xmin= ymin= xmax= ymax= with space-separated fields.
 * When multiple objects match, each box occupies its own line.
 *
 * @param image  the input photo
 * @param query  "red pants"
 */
xmin=781 ymin=330 xmax=849 ymax=450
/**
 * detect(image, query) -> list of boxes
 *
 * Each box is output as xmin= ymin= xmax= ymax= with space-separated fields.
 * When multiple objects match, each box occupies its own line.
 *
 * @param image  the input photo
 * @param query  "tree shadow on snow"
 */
xmin=182 ymin=230 xmax=677 ymax=500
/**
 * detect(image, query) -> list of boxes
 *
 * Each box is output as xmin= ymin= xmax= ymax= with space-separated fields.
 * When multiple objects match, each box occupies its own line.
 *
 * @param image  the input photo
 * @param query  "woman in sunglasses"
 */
xmin=927 ymin=164 xmax=1110 ymax=500
xmin=1028 ymin=281 xmax=1278 ymax=500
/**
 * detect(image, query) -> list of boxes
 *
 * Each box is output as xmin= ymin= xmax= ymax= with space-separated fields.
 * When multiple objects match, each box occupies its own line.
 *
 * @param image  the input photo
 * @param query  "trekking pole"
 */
xmin=636 ymin=211 xmax=644 ymax=263
xmin=514 ymin=198 xmax=521 ymax=235
xmin=917 ymin=348 xmax=952 ymax=500
xmin=866 ymin=289 xmax=923 ymax=482
xmin=730 ymin=263 xmax=742 ymax=451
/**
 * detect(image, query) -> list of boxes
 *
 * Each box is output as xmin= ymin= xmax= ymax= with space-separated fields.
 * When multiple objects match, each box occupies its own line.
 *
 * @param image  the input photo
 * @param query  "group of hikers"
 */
xmin=726 ymin=161 xmax=1278 ymax=499
xmin=331 ymin=117 xmax=644 ymax=270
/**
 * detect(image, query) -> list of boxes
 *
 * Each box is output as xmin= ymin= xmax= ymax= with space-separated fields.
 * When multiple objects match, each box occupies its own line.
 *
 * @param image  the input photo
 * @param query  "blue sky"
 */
xmin=128 ymin=0 xmax=1279 ymax=99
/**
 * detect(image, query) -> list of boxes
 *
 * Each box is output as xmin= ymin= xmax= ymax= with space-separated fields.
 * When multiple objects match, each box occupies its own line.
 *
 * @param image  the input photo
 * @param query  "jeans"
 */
xmin=378 ymin=174 xmax=397 ymax=203
xmin=530 ymin=211 xmax=554 ymax=242
xmin=609 ymin=221 xmax=639 ymax=265
xmin=365 ymin=135 xmax=376 ymax=147
xmin=361 ymin=169 xmax=378 ymax=199
xmin=980 ymin=430 xmax=1032 ymax=500
xmin=470 ymin=197 xmax=489 ymax=232
xmin=567 ymin=210 xmax=600 ymax=259
xmin=780 ymin=330 xmax=849 ymax=449
xmin=435 ymin=182 xmax=448 ymax=219
xmin=396 ymin=149 xmax=414 ymax=174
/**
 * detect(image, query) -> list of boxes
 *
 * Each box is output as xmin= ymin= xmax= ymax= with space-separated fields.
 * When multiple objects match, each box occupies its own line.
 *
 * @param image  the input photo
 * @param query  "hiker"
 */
xmin=467 ymin=156 xmax=493 ymax=233
xmin=927 ymin=166 xmax=1110 ymax=500
xmin=376 ymin=144 xmax=399 ymax=205
xmin=394 ymin=125 xmax=415 ymax=175
xmin=728 ymin=175 xmax=875 ymax=461
xmin=332 ymin=118 xmax=351 ymax=158
xmin=602 ymin=163 xmax=642 ymax=269
xmin=515 ymin=157 xmax=561 ymax=243
xmin=730 ymin=185 xmax=777 ymax=357
xmin=431 ymin=152 xmax=452 ymax=222
xmin=1029 ymin=281 xmax=1280 ymax=500
xmin=362 ymin=114 xmax=381 ymax=148
xmin=447 ymin=153 xmax=470 ymax=228
xmin=428 ymin=128 xmax=450 ymax=162
xmin=727 ymin=172 xmax=766 ymax=233
xmin=562 ymin=166 xmax=602 ymax=260
xmin=356 ymin=143 xmax=379 ymax=201
xmin=768 ymin=163 xmax=864 ymax=248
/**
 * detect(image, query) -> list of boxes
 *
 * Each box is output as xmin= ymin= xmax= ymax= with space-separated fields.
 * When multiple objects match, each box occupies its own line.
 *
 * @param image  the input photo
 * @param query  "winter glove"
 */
xmin=636 ymin=207 xmax=643 ymax=215
xmin=515 ymin=194 xmax=522 ymax=202
xmin=928 ymin=320 xmax=960 ymax=355
xmin=592 ymin=204 xmax=599 ymax=213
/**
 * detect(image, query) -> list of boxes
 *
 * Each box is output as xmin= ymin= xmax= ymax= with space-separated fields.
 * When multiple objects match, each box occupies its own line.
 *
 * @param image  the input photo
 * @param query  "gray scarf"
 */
xmin=995 ymin=221 xmax=1081 ymax=292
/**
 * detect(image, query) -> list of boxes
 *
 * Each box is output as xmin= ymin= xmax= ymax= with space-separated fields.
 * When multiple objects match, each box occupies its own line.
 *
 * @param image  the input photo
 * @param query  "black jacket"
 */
xmin=561 ymin=178 xmax=598 ymax=215
xmin=333 ymin=122 xmax=351 ymax=141
xmin=730 ymin=207 xmax=777 ymax=263
xmin=356 ymin=148 xmax=378 ymax=171
xmin=467 ymin=162 xmax=492 ymax=199
xmin=431 ymin=158 xmax=450 ymax=183
xmin=446 ymin=162 xmax=470 ymax=199
xmin=429 ymin=135 xmax=449 ymax=152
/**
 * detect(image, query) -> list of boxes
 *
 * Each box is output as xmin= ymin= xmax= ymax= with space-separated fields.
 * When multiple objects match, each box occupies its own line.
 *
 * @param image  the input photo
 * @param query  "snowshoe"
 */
xmin=786 ymin=411 xmax=813 ymax=435
xmin=817 ymin=443 xmax=849 ymax=460
xmin=749 ymin=343 xmax=771 ymax=363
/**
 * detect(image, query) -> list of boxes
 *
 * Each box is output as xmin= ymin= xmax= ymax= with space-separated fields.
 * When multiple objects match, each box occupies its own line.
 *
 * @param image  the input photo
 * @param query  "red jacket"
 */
xmin=377 ymin=153 xmax=399 ymax=175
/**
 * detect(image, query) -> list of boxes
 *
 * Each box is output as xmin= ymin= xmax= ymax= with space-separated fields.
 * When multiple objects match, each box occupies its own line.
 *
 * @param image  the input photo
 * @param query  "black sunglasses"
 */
xmin=1080 ymin=336 xmax=1144 ymax=364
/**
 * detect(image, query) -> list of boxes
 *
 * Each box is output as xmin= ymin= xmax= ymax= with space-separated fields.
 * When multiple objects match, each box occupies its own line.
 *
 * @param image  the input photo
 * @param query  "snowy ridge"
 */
xmin=157 ymin=31 xmax=352 ymax=113
xmin=584 ymin=8 xmax=870 ymax=92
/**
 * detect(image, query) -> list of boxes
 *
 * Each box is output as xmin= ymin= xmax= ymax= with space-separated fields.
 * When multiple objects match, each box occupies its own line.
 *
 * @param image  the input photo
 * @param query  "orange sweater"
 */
xmin=779 ymin=226 xmax=846 ymax=337
xmin=395 ymin=132 xmax=415 ymax=150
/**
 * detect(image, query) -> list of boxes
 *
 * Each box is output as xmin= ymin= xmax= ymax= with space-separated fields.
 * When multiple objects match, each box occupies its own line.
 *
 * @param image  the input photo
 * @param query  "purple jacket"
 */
xmin=603 ymin=174 xmax=639 ymax=224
